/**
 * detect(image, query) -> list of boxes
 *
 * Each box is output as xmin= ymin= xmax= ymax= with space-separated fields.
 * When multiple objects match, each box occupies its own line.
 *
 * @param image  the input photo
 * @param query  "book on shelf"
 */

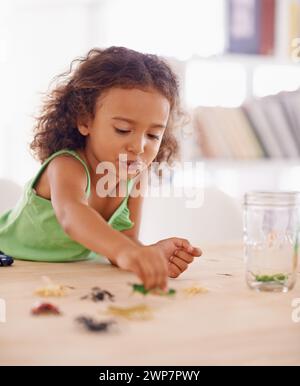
xmin=289 ymin=0 xmax=300 ymax=56
xmin=260 ymin=0 xmax=276 ymax=55
xmin=227 ymin=0 xmax=276 ymax=55
xmin=218 ymin=107 xmax=244 ymax=158
xmin=261 ymin=95 xmax=300 ymax=157
xmin=193 ymin=107 xmax=232 ymax=158
xmin=243 ymin=98 xmax=285 ymax=158
xmin=193 ymin=89 xmax=300 ymax=159
xmin=279 ymin=90 xmax=300 ymax=151
xmin=193 ymin=105 xmax=265 ymax=159
xmin=227 ymin=107 xmax=265 ymax=158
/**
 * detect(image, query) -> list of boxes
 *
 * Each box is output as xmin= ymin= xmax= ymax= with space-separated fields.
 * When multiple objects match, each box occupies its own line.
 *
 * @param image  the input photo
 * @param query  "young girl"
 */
xmin=0 ymin=46 xmax=201 ymax=290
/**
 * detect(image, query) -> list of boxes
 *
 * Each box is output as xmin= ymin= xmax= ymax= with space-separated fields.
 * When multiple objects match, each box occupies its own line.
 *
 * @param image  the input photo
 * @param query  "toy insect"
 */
xmin=81 ymin=287 xmax=115 ymax=302
xmin=106 ymin=304 xmax=153 ymax=320
xmin=31 ymin=302 xmax=61 ymax=315
xmin=76 ymin=316 xmax=115 ymax=332
xmin=183 ymin=286 xmax=208 ymax=296
xmin=130 ymin=283 xmax=176 ymax=297
xmin=34 ymin=276 xmax=74 ymax=297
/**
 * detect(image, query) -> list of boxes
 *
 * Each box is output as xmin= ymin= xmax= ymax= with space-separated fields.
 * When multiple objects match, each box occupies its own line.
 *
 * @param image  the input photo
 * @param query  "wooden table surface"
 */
xmin=0 ymin=243 xmax=299 ymax=366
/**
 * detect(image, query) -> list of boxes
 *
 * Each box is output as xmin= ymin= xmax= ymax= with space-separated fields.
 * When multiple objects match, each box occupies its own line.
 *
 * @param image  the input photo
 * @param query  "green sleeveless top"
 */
xmin=0 ymin=149 xmax=135 ymax=262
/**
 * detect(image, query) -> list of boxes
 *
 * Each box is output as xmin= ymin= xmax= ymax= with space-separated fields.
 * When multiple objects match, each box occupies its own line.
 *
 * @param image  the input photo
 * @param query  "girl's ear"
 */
xmin=77 ymin=117 xmax=90 ymax=136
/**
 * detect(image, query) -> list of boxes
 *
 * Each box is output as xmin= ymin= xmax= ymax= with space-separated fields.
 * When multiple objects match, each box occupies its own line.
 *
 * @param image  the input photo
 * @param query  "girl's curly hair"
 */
xmin=30 ymin=46 xmax=187 ymax=166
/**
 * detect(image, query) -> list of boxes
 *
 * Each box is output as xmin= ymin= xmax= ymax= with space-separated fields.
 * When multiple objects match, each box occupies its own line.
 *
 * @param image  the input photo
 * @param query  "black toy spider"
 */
xmin=76 ymin=316 xmax=116 ymax=332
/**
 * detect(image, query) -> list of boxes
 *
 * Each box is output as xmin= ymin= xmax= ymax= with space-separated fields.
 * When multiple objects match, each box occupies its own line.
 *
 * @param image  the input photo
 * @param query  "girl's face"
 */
xmin=78 ymin=87 xmax=170 ymax=180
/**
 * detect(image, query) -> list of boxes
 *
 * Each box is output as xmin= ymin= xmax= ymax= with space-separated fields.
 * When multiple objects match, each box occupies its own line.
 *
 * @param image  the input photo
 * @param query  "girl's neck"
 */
xmin=75 ymin=148 xmax=121 ymax=195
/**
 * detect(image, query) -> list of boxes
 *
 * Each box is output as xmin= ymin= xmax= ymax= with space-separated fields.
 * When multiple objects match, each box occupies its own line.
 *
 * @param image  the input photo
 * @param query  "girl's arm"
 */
xmin=46 ymin=156 xmax=199 ymax=289
xmin=122 ymin=173 xmax=203 ymax=278
xmin=121 ymin=170 xmax=149 ymax=246
xmin=47 ymin=155 xmax=138 ymax=265
xmin=121 ymin=187 xmax=144 ymax=247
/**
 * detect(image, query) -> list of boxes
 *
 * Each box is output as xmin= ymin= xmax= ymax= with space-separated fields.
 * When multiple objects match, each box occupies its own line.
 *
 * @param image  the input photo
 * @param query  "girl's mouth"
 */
xmin=118 ymin=159 xmax=145 ymax=173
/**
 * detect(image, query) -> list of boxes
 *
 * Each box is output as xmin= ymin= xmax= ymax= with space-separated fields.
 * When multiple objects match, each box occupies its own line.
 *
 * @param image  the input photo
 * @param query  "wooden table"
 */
xmin=0 ymin=243 xmax=299 ymax=365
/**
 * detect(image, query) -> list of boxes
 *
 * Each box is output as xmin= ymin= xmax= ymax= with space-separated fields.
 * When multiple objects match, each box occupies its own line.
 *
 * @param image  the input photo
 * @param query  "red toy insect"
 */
xmin=31 ymin=302 xmax=61 ymax=315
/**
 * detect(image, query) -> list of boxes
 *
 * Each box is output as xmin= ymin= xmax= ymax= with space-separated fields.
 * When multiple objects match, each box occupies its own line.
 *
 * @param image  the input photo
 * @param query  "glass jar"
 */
xmin=244 ymin=191 xmax=300 ymax=292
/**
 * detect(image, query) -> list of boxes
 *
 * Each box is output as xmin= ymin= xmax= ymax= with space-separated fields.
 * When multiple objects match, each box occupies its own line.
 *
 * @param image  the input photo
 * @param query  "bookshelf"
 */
xmin=167 ymin=1 xmax=300 ymax=169
xmin=169 ymin=1 xmax=300 ymax=198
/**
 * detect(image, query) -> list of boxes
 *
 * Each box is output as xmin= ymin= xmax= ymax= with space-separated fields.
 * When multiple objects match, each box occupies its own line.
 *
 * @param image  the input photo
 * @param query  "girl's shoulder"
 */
xmin=33 ymin=151 xmax=89 ymax=201
xmin=47 ymin=153 xmax=88 ymax=183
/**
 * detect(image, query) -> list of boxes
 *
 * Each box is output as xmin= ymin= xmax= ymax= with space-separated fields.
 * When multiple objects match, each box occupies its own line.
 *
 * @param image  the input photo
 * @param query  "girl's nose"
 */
xmin=127 ymin=135 xmax=145 ymax=155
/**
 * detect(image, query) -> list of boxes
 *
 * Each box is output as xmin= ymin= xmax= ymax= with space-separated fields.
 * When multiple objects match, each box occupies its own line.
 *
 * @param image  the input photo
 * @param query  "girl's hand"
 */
xmin=154 ymin=237 xmax=202 ymax=278
xmin=115 ymin=245 xmax=168 ymax=290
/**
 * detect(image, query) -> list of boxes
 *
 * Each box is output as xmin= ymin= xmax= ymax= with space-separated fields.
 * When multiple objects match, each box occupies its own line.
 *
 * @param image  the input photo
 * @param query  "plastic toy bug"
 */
xmin=81 ymin=287 xmax=115 ymax=302
xmin=130 ymin=283 xmax=176 ymax=296
xmin=31 ymin=302 xmax=61 ymax=315
xmin=76 ymin=316 xmax=115 ymax=332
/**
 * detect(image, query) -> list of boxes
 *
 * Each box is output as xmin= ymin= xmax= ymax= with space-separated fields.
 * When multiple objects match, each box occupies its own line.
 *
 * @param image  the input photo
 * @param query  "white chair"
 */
xmin=139 ymin=186 xmax=243 ymax=245
xmin=0 ymin=178 xmax=22 ymax=214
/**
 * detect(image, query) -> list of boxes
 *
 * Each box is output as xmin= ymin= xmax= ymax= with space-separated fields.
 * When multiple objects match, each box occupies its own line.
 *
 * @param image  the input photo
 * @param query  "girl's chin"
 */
xmin=121 ymin=172 xmax=139 ymax=180
xmin=115 ymin=170 xmax=139 ymax=180
xmin=116 ymin=166 xmax=143 ymax=178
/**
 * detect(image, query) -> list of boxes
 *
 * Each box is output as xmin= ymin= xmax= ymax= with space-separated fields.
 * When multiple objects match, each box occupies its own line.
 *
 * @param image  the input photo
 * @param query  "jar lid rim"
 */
xmin=244 ymin=191 xmax=300 ymax=206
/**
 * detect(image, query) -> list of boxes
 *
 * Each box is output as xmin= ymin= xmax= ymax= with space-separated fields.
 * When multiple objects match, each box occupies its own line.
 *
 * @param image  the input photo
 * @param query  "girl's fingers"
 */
xmin=191 ymin=246 xmax=202 ymax=256
xmin=139 ymin=259 xmax=156 ymax=290
xmin=133 ymin=264 xmax=147 ymax=287
xmin=173 ymin=238 xmax=192 ymax=251
xmin=173 ymin=249 xmax=194 ymax=263
xmin=169 ymin=256 xmax=188 ymax=273
xmin=160 ymin=258 xmax=169 ymax=290
xmin=168 ymin=263 xmax=182 ymax=278
xmin=171 ymin=238 xmax=202 ymax=256
xmin=151 ymin=256 xmax=168 ymax=290
xmin=182 ymin=245 xmax=202 ymax=256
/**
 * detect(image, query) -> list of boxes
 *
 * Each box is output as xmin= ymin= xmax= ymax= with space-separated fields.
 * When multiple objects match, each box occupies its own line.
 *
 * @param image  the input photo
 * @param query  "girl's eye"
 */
xmin=115 ymin=128 xmax=160 ymax=140
xmin=148 ymin=134 xmax=160 ymax=140
xmin=115 ymin=128 xmax=130 ymax=134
